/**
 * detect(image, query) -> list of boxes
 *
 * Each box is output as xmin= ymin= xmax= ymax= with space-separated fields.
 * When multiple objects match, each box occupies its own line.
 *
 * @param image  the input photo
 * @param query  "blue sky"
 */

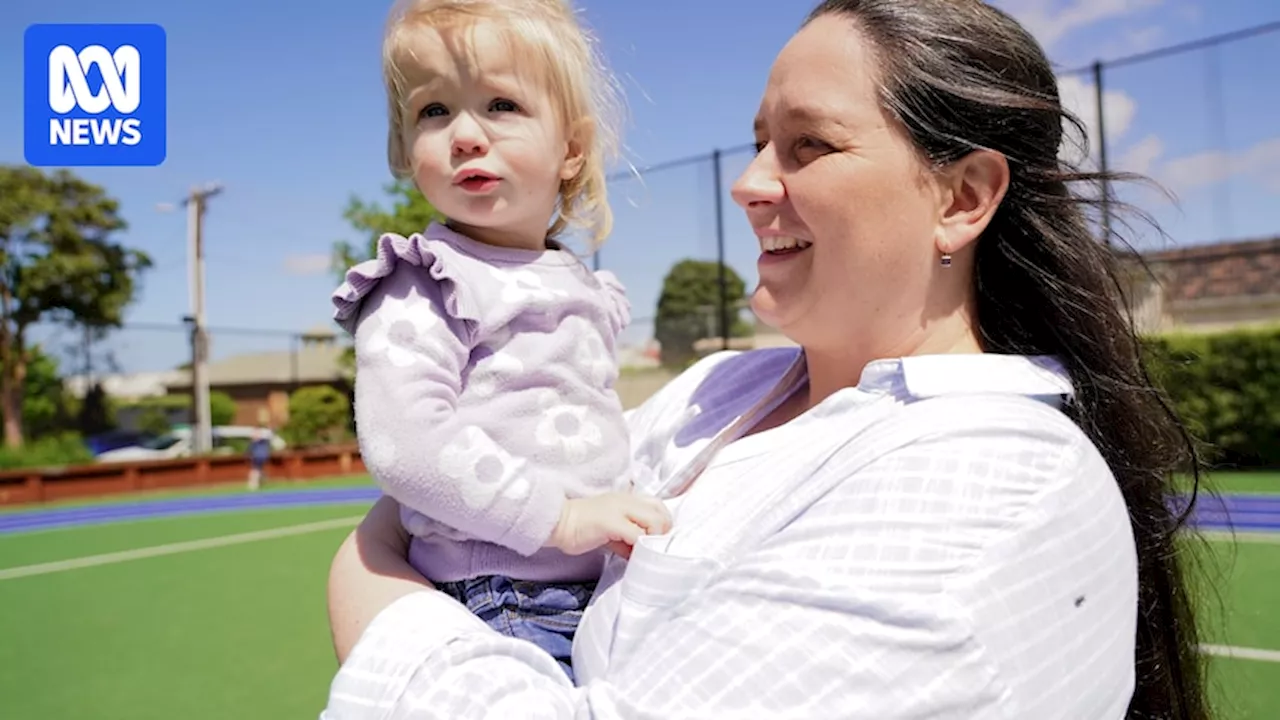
xmin=1 ymin=0 xmax=1278 ymax=375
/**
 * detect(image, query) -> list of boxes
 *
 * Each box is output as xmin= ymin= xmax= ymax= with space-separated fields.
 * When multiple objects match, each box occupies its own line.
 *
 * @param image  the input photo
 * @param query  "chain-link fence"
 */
xmin=28 ymin=24 xmax=1278 ymax=420
xmin=1058 ymin=21 xmax=1280 ymax=250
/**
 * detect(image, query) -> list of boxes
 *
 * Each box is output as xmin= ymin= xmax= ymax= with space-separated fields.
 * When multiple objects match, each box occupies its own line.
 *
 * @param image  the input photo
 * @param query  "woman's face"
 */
xmin=732 ymin=15 xmax=953 ymax=356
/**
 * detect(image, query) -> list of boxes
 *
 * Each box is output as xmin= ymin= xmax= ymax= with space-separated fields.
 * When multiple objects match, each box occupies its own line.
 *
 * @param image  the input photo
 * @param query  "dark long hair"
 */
xmin=805 ymin=1 xmax=1211 ymax=717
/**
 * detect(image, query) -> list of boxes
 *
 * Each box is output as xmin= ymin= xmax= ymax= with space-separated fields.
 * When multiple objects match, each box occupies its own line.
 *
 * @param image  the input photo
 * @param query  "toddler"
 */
xmin=331 ymin=0 xmax=670 ymax=681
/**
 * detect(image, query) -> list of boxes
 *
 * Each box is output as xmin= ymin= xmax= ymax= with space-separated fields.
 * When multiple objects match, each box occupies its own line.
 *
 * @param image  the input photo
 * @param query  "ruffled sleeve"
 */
xmin=332 ymin=235 xmax=569 ymax=556
xmin=332 ymin=231 xmax=484 ymax=340
xmin=592 ymin=269 xmax=632 ymax=339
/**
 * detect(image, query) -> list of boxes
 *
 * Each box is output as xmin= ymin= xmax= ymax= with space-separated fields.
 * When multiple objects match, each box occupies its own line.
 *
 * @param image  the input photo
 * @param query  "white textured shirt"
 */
xmin=322 ymin=349 xmax=1139 ymax=719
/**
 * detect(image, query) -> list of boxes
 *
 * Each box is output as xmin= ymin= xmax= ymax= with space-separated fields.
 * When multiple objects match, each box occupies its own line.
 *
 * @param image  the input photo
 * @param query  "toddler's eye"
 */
xmin=490 ymin=98 xmax=520 ymax=113
xmin=419 ymin=103 xmax=448 ymax=119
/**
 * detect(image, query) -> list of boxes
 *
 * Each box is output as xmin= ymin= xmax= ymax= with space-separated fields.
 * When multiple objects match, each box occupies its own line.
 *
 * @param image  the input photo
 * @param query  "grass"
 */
xmin=0 ymin=474 xmax=1274 ymax=717
xmin=1198 ymin=536 xmax=1280 ymax=719
xmin=1177 ymin=471 xmax=1280 ymax=496
xmin=0 ymin=502 xmax=369 ymax=720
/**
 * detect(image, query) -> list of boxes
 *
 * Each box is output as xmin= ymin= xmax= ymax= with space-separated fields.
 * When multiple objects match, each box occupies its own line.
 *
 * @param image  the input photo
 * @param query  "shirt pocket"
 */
xmin=606 ymin=533 xmax=724 ymax=667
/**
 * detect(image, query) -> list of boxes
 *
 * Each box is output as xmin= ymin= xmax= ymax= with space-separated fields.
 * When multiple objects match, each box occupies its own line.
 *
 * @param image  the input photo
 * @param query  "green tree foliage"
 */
xmin=122 ymin=390 xmax=237 ymax=434
xmin=331 ymin=179 xmax=444 ymax=281
xmin=136 ymin=404 xmax=172 ymax=436
xmin=1144 ymin=326 xmax=1280 ymax=469
xmin=209 ymin=391 xmax=237 ymax=427
xmin=0 ymin=433 xmax=93 ymax=470
xmin=77 ymin=383 xmax=116 ymax=436
xmin=0 ymin=344 xmax=95 ymax=467
xmin=0 ymin=166 xmax=151 ymax=448
xmin=282 ymin=385 xmax=352 ymax=448
xmin=654 ymin=259 xmax=751 ymax=368
xmin=0 ymin=343 xmax=80 ymax=440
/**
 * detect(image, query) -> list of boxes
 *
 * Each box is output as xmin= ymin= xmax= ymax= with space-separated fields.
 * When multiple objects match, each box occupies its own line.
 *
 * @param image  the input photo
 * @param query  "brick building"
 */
xmin=163 ymin=326 xmax=349 ymax=428
xmin=1122 ymin=236 xmax=1280 ymax=334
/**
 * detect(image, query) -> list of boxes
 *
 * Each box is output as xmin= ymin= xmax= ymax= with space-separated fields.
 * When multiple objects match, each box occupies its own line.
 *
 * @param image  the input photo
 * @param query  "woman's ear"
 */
xmin=560 ymin=118 xmax=593 ymax=182
xmin=935 ymin=149 xmax=1009 ymax=255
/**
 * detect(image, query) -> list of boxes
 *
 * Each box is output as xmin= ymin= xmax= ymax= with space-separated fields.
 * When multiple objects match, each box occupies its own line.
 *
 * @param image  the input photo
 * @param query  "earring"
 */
xmin=940 ymin=253 xmax=953 ymax=267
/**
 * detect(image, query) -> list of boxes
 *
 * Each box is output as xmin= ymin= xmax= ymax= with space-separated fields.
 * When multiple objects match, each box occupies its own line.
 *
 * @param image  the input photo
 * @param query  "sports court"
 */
xmin=0 ymin=474 xmax=1276 ymax=719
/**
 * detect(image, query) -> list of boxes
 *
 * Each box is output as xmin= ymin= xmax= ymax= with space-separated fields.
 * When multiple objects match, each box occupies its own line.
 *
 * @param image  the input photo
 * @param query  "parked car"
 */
xmin=95 ymin=426 xmax=286 ymax=463
xmin=83 ymin=430 xmax=159 ymax=457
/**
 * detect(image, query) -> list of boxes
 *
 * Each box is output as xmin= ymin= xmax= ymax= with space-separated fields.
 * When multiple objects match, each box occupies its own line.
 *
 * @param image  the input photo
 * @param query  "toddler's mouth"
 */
xmin=455 ymin=170 xmax=501 ymax=193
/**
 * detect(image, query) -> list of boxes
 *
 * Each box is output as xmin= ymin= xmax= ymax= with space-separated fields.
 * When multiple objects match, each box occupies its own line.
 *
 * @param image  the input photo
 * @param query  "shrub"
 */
xmin=1143 ymin=326 xmax=1280 ymax=469
xmin=0 ymin=432 xmax=94 ymax=470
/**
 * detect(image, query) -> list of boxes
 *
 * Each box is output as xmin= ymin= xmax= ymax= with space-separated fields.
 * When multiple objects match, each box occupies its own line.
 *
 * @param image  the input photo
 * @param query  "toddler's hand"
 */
xmin=547 ymin=492 xmax=672 ymax=557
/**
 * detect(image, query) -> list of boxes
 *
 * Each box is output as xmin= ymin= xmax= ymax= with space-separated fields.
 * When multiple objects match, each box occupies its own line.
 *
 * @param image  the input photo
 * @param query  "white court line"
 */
xmin=0 ymin=516 xmax=361 ymax=581
xmin=1201 ymin=644 xmax=1280 ymax=663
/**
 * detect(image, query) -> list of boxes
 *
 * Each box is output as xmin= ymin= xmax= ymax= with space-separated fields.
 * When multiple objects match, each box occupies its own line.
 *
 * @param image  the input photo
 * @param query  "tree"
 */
xmin=282 ymin=385 xmax=351 ymax=448
xmin=77 ymin=383 xmax=116 ymax=436
xmin=0 ymin=166 xmax=152 ymax=448
xmin=209 ymin=391 xmax=236 ymax=427
xmin=123 ymin=391 xmax=236 ymax=433
xmin=331 ymin=179 xmax=444 ymax=282
xmin=136 ymin=404 xmax=172 ymax=436
xmin=6 ymin=344 xmax=77 ymax=439
xmin=654 ymin=259 xmax=752 ymax=368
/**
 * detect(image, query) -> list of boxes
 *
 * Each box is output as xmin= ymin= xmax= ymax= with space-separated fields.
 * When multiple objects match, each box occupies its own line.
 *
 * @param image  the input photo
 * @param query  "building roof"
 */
xmin=65 ymin=370 xmax=186 ymax=400
xmin=164 ymin=343 xmax=347 ymax=390
xmin=1132 ymin=236 xmax=1280 ymax=303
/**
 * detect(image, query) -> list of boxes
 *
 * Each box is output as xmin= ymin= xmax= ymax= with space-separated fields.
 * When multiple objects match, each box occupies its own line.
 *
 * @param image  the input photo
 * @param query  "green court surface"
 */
xmin=0 ymin=474 xmax=1275 ymax=718
xmin=0 ymin=490 xmax=372 ymax=720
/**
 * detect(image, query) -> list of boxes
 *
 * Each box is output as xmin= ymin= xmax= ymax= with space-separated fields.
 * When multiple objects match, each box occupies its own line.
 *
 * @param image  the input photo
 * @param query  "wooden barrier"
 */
xmin=0 ymin=445 xmax=367 ymax=507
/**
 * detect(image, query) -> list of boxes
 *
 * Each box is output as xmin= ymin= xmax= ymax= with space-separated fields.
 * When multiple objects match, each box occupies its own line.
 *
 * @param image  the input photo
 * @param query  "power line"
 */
xmin=1064 ymin=19 xmax=1280 ymax=75
xmin=120 ymin=321 xmax=309 ymax=338
xmin=606 ymin=142 xmax=755 ymax=183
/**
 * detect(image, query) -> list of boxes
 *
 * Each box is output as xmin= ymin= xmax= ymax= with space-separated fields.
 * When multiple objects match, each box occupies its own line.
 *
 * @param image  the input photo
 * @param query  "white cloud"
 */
xmin=1157 ymin=137 xmax=1280 ymax=194
xmin=1092 ymin=24 xmax=1166 ymax=58
xmin=1118 ymin=133 xmax=1164 ymax=175
xmin=999 ymin=0 xmax=1165 ymax=48
xmin=283 ymin=253 xmax=333 ymax=277
xmin=1056 ymin=75 xmax=1138 ymax=166
xmin=1108 ymin=134 xmax=1280 ymax=200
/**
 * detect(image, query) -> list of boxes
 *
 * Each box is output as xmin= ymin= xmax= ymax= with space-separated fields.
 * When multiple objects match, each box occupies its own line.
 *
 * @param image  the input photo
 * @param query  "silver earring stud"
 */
xmin=940 ymin=253 xmax=952 ymax=267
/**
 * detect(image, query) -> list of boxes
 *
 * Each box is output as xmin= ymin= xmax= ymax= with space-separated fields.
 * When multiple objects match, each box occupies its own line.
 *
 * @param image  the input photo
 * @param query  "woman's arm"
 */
xmin=328 ymin=495 xmax=432 ymax=663
xmin=321 ymin=411 xmax=1139 ymax=718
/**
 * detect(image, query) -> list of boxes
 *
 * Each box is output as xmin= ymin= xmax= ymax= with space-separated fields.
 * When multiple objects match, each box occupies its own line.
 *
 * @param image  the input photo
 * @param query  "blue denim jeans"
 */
xmin=437 ymin=575 xmax=596 ymax=682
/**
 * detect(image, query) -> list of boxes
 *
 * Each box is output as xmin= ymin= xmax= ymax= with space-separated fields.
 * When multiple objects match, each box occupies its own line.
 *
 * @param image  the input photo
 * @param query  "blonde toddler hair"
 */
xmin=382 ymin=0 xmax=623 ymax=247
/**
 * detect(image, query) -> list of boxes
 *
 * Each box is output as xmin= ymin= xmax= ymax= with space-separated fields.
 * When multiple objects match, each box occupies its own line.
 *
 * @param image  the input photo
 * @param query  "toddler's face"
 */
xmin=397 ymin=21 xmax=582 ymax=250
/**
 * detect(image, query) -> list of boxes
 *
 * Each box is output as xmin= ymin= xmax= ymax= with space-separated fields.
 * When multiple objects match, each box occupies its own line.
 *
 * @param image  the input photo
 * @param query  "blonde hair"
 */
xmin=382 ymin=0 xmax=623 ymax=247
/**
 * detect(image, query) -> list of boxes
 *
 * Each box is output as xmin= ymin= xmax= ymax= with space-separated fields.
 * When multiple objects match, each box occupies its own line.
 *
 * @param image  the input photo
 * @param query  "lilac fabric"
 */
xmin=332 ymin=222 xmax=634 ymax=584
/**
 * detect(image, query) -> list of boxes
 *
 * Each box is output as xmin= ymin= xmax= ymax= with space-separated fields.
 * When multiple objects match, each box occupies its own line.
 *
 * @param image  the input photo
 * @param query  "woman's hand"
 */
xmin=328 ymin=494 xmax=434 ymax=663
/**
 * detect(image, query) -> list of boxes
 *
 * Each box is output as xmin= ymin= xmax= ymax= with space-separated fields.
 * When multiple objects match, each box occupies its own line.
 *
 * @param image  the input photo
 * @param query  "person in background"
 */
xmin=247 ymin=428 xmax=271 ymax=491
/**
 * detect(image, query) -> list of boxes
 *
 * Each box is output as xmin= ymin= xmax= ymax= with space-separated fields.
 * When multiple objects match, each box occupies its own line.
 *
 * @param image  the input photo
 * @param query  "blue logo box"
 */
xmin=24 ymin=23 xmax=167 ymax=167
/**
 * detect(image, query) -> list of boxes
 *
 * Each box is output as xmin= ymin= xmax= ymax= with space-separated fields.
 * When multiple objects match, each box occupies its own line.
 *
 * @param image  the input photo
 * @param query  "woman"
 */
xmin=323 ymin=1 xmax=1210 ymax=718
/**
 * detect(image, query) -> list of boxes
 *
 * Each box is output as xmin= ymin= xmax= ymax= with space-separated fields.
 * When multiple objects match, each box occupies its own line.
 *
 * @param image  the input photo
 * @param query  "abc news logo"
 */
xmin=49 ymin=44 xmax=143 ymax=147
xmin=24 ymin=24 xmax=167 ymax=167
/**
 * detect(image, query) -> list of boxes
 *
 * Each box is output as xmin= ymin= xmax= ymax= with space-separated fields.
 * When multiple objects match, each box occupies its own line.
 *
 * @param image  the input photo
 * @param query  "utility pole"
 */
xmin=712 ymin=148 xmax=729 ymax=350
xmin=161 ymin=183 xmax=222 ymax=455
xmin=1092 ymin=61 xmax=1112 ymax=247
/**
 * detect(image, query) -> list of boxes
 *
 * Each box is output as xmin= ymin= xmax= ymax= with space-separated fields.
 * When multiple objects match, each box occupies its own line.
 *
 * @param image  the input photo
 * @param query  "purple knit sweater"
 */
xmin=332 ymin=222 xmax=633 ymax=584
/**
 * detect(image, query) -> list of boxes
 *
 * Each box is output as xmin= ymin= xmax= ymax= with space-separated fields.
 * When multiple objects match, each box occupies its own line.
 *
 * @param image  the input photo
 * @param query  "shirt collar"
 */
xmin=858 ymin=354 xmax=1073 ymax=399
